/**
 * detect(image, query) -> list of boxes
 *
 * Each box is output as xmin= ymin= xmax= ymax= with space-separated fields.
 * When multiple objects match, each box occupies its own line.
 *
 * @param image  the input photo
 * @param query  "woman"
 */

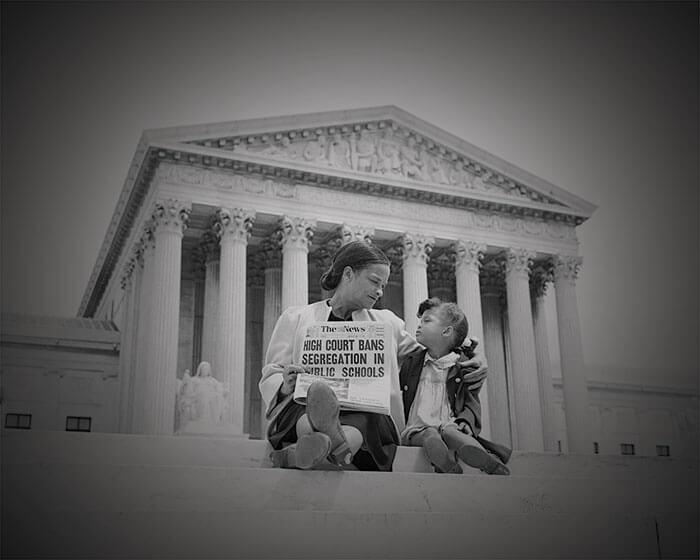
xmin=259 ymin=240 xmax=486 ymax=471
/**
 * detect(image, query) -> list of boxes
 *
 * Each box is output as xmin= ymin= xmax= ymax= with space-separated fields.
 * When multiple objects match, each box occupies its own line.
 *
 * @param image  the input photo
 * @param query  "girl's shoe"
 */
xmin=423 ymin=436 xmax=462 ymax=474
xmin=457 ymin=434 xmax=511 ymax=475
xmin=306 ymin=381 xmax=353 ymax=466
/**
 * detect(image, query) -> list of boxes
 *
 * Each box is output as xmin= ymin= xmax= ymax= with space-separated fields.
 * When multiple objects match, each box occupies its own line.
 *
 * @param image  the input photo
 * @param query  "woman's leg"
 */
xmin=269 ymin=412 xmax=332 ymax=469
xmin=442 ymin=426 xmax=510 ymax=475
xmin=306 ymin=382 xmax=355 ymax=465
xmin=409 ymin=427 xmax=461 ymax=474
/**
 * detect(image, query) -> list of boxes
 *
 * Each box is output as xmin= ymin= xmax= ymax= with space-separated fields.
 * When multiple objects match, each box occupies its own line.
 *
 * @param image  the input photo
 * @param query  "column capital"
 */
xmin=402 ymin=232 xmax=434 ymax=267
xmin=247 ymin=252 xmax=265 ymax=288
xmin=278 ymin=215 xmax=316 ymax=252
xmin=259 ymin=235 xmax=282 ymax=269
xmin=151 ymin=199 xmax=190 ymax=236
xmin=380 ymin=237 xmax=404 ymax=272
xmin=215 ymin=208 xmax=255 ymax=243
xmin=479 ymin=255 xmax=507 ymax=307
xmin=552 ymin=255 xmax=583 ymax=284
xmin=120 ymin=257 xmax=138 ymax=290
xmin=338 ymin=223 xmax=375 ymax=245
xmin=530 ymin=260 xmax=555 ymax=300
xmin=200 ymin=230 xmax=220 ymax=262
xmin=134 ymin=223 xmax=156 ymax=266
xmin=453 ymin=240 xmax=487 ymax=273
xmin=428 ymin=249 xmax=455 ymax=289
xmin=504 ymin=247 xmax=536 ymax=280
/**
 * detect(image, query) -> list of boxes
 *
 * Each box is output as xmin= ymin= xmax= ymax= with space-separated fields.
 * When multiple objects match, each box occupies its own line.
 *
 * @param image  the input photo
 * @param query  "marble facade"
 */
xmin=80 ymin=107 xmax=599 ymax=451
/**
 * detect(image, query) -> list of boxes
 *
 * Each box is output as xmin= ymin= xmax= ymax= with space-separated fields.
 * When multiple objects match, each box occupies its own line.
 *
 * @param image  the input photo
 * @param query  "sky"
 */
xmin=2 ymin=1 xmax=698 ymax=389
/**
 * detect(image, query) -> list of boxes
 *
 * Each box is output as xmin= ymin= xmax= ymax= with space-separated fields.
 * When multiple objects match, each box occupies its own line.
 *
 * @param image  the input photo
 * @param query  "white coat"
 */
xmin=259 ymin=300 xmax=420 ymax=435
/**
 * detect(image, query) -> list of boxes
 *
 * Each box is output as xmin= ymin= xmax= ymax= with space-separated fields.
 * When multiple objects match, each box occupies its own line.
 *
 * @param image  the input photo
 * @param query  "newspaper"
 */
xmin=293 ymin=321 xmax=391 ymax=415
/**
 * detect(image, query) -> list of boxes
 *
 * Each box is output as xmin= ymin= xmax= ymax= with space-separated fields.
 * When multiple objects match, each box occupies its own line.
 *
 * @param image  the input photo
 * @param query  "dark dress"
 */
xmin=267 ymin=309 xmax=399 ymax=471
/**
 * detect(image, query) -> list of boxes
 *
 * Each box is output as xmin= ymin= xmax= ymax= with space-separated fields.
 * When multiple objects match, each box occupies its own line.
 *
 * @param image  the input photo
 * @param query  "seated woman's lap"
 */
xmin=268 ymin=402 xmax=398 ymax=471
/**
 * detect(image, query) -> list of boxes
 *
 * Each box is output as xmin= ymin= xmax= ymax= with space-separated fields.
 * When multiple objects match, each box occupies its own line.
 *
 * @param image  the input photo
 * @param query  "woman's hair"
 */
xmin=417 ymin=297 xmax=469 ymax=348
xmin=320 ymin=240 xmax=390 ymax=291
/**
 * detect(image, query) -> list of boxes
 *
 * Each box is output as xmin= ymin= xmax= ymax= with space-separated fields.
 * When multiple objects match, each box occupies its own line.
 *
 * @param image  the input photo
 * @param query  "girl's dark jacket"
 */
xmin=398 ymin=346 xmax=512 ymax=464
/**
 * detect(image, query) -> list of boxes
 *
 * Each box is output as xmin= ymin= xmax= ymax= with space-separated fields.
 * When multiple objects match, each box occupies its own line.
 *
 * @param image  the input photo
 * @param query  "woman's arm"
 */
xmin=259 ymin=307 xmax=300 ymax=410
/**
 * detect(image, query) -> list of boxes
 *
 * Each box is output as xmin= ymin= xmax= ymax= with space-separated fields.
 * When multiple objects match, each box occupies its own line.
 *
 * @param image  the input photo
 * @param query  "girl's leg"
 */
xmin=409 ymin=427 xmax=461 ymax=474
xmin=442 ymin=426 xmax=510 ymax=475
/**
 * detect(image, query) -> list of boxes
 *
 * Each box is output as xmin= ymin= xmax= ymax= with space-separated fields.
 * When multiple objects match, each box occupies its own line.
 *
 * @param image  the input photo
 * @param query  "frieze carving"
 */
xmin=157 ymin=163 xmax=298 ymax=199
xmin=217 ymin=123 xmax=562 ymax=206
xmin=297 ymin=186 xmax=577 ymax=249
xmin=454 ymin=240 xmax=486 ymax=274
xmin=552 ymin=255 xmax=582 ymax=284
xmin=402 ymin=233 xmax=434 ymax=267
xmin=277 ymin=216 xmax=316 ymax=252
xmin=503 ymin=247 xmax=535 ymax=280
xmin=151 ymin=199 xmax=190 ymax=236
xmin=214 ymin=208 xmax=255 ymax=243
xmin=530 ymin=260 xmax=555 ymax=300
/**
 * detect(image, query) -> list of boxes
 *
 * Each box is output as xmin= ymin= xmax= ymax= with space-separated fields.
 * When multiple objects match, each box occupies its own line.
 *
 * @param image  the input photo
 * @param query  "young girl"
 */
xmin=400 ymin=298 xmax=512 ymax=475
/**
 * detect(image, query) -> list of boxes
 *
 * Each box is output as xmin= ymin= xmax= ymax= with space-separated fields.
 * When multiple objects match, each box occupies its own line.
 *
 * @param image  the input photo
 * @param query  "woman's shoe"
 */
xmin=306 ymin=381 xmax=353 ymax=466
xmin=269 ymin=432 xmax=332 ymax=469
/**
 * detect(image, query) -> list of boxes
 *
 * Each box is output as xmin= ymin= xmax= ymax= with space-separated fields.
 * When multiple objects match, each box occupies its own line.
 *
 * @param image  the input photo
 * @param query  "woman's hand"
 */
xmin=457 ymin=354 xmax=488 ymax=390
xmin=279 ymin=364 xmax=306 ymax=396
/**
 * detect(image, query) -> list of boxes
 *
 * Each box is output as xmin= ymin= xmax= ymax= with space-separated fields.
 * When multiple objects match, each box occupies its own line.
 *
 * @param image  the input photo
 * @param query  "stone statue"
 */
xmin=176 ymin=361 xmax=229 ymax=433
xmin=303 ymin=134 xmax=327 ymax=162
xmin=400 ymin=137 xmax=426 ymax=180
xmin=327 ymin=133 xmax=351 ymax=169
xmin=428 ymin=154 xmax=449 ymax=184
xmin=377 ymin=129 xmax=402 ymax=176
xmin=350 ymin=130 xmax=377 ymax=173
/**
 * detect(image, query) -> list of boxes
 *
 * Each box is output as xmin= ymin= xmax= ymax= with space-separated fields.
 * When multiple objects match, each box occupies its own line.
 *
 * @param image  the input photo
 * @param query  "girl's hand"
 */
xmin=280 ymin=364 xmax=306 ymax=396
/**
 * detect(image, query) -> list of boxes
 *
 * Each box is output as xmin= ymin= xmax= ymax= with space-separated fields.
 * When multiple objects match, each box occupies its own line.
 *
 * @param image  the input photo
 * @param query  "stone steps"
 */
xmin=5 ymin=429 xmax=696 ymax=479
xmin=2 ymin=430 xmax=698 ymax=559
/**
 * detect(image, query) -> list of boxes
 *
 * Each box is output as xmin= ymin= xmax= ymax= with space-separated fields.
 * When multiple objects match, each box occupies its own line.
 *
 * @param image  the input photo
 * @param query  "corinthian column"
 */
xmin=454 ymin=240 xmax=491 ymax=439
xmin=131 ymin=229 xmax=154 ymax=433
xmin=279 ymin=216 xmax=316 ymax=311
xmin=402 ymin=233 xmax=434 ymax=335
xmin=117 ymin=256 xmax=138 ymax=433
xmin=259 ymin=237 xmax=283 ymax=433
xmin=531 ymin=262 xmax=558 ymax=452
xmin=480 ymin=258 xmax=511 ymax=446
xmin=553 ymin=255 xmax=591 ymax=454
xmin=339 ymin=223 xmax=375 ymax=246
xmin=199 ymin=230 xmax=220 ymax=365
xmin=504 ymin=247 xmax=544 ymax=451
xmin=215 ymin=207 xmax=255 ymax=435
xmin=143 ymin=200 xmax=190 ymax=435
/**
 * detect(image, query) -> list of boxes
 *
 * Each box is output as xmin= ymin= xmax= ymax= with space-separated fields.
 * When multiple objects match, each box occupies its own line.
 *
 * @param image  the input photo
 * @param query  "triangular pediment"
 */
xmin=144 ymin=106 xmax=596 ymax=217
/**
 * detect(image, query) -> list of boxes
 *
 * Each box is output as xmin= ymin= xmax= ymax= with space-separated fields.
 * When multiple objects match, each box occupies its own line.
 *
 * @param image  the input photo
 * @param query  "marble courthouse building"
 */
xmin=75 ymin=105 xmax=597 ymax=452
xmin=8 ymin=107 xmax=694 ymax=457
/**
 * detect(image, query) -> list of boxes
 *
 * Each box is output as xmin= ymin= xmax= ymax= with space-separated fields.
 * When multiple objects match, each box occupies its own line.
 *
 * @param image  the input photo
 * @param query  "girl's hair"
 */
xmin=417 ymin=297 xmax=469 ymax=348
xmin=320 ymin=240 xmax=390 ymax=291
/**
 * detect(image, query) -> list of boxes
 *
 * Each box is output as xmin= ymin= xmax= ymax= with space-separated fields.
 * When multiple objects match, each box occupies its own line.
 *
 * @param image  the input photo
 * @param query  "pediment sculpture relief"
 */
xmin=230 ymin=127 xmax=556 ymax=205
